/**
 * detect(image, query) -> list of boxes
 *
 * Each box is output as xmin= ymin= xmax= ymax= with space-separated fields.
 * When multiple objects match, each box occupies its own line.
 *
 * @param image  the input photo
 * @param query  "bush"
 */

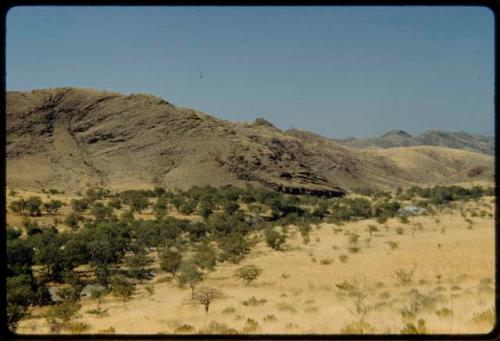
xmin=110 ymin=275 xmax=134 ymax=301
xmin=242 ymin=296 xmax=267 ymax=306
xmin=264 ymin=227 xmax=286 ymax=251
xmin=235 ymin=265 xmax=262 ymax=285
xmin=340 ymin=321 xmax=375 ymax=334
xmin=401 ymin=318 xmax=427 ymax=334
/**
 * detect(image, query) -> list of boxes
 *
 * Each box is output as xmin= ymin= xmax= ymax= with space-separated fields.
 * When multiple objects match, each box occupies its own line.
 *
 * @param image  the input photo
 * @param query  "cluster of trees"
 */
xmin=6 ymin=183 xmax=494 ymax=331
xmin=9 ymin=197 xmax=63 ymax=217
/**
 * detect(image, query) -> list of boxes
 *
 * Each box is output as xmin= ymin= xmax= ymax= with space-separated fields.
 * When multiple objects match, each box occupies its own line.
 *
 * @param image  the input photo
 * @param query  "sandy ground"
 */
xmin=10 ymin=193 xmax=496 ymax=335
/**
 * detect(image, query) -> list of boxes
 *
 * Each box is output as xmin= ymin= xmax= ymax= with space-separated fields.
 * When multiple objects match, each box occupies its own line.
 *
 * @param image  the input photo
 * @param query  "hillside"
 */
xmin=335 ymin=129 xmax=494 ymax=155
xmin=6 ymin=88 xmax=494 ymax=195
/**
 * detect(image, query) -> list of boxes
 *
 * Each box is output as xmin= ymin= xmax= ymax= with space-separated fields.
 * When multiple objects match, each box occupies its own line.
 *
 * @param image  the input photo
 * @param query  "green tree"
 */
xmin=125 ymin=250 xmax=153 ymax=281
xmin=25 ymin=196 xmax=43 ymax=216
xmin=177 ymin=259 xmax=204 ymax=298
xmin=7 ymin=275 xmax=36 ymax=331
xmin=193 ymin=242 xmax=218 ymax=271
xmin=160 ymin=248 xmax=183 ymax=277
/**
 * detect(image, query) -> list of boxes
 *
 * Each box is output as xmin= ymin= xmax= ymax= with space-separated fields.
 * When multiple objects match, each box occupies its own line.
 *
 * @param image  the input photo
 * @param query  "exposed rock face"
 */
xmin=6 ymin=88 xmax=494 ymax=195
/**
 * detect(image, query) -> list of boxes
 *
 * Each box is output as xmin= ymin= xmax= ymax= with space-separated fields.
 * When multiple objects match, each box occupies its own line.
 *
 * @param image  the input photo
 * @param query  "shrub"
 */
xmin=242 ymin=296 xmax=267 ymax=306
xmin=235 ymin=265 xmax=262 ymax=285
xmin=435 ymin=307 xmax=453 ymax=318
xmin=222 ymin=306 xmax=236 ymax=314
xmin=472 ymin=308 xmax=495 ymax=325
xmin=175 ymin=324 xmax=196 ymax=333
xmin=110 ymin=275 xmax=134 ymax=301
xmin=197 ymin=321 xmax=238 ymax=334
xmin=263 ymin=314 xmax=277 ymax=322
xmin=394 ymin=265 xmax=417 ymax=286
xmin=242 ymin=318 xmax=261 ymax=333
xmin=339 ymin=254 xmax=349 ymax=263
xmin=340 ymin=321 xmax=375 ymax=334
xmin=386 ymin=241 xmax=399 ymax=250
xmin=401 ymin=318 xmax=427 ymax=334
xmin=276 ymin=302 xmax=297 ymax=313
xmin=320 ymin=258 xmax=334 ymax=265
xmin=44 ymin=301 xmax=82 ymax=327
xmin=264 ymin=227 xmax=286 ymax=251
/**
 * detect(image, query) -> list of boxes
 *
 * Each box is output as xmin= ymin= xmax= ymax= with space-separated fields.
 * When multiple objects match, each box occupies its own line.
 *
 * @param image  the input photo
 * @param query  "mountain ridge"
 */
xmin=6 ymin=88 xmax=494 ymax=195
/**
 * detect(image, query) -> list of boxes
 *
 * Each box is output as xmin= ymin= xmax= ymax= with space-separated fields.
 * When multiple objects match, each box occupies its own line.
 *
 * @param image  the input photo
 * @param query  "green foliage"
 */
xmin=125 ymin=250 xmax=154 ymax=281
xmin=159 ymin=248 xmax=183 ymax=277
xmin=44 ymin=301 xmax=81 ymax=327
xmin=218 ymin=232 xmax=251 ymax=264
xmin=7 ymin=274 xmax=37 ymax=330
xmin=264 ymin=227 xmax=286 ymax=251
xmin=43 ymin=199 xmax=63 ymax=214
xmin=235 ymin=264 xmax=263 ymax=285
xmin=108 ymin=197 xmax=122 ymax=209
xmin=71 ymin=198 xmax=90 ymax=213
xmin=110 ymin=275 xmax=135 ymax=301
xmin=64 ymin=212 xmax=82 ymax=230
xmin=193 ymin=242 xmax=218 ymax=271
xmin=177 ymin=259 xmax=204 ymax=298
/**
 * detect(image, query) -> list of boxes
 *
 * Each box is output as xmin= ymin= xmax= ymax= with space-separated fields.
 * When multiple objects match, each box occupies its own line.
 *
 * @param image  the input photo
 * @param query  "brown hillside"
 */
xmin=6 ymin=88 xmax=494 ymax=194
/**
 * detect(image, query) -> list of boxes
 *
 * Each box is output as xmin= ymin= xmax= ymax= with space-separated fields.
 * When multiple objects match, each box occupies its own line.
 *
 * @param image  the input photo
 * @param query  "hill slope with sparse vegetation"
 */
xmin=7 ymin=88 xmax=494 ymax=195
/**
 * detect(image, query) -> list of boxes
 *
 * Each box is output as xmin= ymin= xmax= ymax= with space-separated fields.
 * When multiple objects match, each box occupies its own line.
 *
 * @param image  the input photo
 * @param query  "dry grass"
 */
xmin=12 ymin=193 xmax=495 ymax=334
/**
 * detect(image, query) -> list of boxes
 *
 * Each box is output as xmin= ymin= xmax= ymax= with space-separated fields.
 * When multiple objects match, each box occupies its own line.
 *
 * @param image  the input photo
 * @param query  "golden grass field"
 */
xmin=8 ymin=190 xmax=495 ymax=335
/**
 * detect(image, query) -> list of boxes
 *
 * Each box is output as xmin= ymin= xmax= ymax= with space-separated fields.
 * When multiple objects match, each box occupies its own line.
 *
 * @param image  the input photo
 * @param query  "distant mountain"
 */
xmin=335 ymin=129 xmax=494 ymax=155
xmin=6 ymin=88 xmax=494 ymax=195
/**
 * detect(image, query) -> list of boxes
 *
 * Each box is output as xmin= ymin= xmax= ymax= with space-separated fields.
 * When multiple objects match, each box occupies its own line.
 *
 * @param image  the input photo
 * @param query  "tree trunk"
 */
xmin=205 ymin=303 xmax=209 ymax=313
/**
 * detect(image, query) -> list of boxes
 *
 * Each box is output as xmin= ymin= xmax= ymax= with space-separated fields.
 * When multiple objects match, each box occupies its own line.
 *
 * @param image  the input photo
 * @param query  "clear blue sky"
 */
xmin=7 ymin=6 xmax=494 ymax=138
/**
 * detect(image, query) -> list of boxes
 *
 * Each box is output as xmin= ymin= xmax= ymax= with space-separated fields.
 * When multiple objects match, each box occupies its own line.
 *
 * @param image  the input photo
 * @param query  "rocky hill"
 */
xmin=6 ymin=88 xmax=494 ymax=195
xmin=336 ymin=129 xmax=494 ymax=155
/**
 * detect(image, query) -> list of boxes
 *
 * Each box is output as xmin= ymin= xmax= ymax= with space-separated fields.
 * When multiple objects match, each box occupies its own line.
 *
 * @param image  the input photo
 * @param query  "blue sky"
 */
xmin=7 ymin=6 xmax=494 ymax=138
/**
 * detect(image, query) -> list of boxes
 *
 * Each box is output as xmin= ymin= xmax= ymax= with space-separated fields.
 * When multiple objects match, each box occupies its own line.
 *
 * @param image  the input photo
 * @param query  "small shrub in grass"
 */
xmin=395 ymin=226 xmax=404 ymax=235
xmin=319 ymin=258 xmax=334 ymax=265
xmin=276 ymin=302 xmax=297 ymax=313
xmin=340 ymin=321 xmax=375 ymax=334
xmin=197 ymin=321 xmax=238 ymax=334
xmin=263 ymin=314 xmax=277 ymax=322
xmin=66 ymin=322 xmax=90 ymax=334
xmin=242 ymin=318 xmax=261 ymax=333
xmin=472 ymin=308 xmax=495 ymax=325
xmin=450 ymin=285 xmax=461 ymax=291
xmin=435 ymin=307 xmax=453 ymax=318
xmin=44 ymin=301 xmax=81 ymax=328
xmin=242 ymin=296 xmax=267 ymax=306
xmin=222 ymin=306 xmax=236 ymax=314
xmin=339 ymin=254 xmax=349 ymax=263
xmin=386 ymin=240 xmax=399 ymax=250
xmin=175 ymin=324 xmax=195 ymax=333
xmin=394 ymin=265 xmax=417 ymax=286
xmin=401 ymin=318 xmax=427 ymax=334
xmin=97 ymin=326 xmax=116 ymax=334
xmin=285 ymin=322 xmax=299 ymax=330
xmin=110 ymin=275 xmax=135 ymax=301
xmin=305 ymin=306 xmax=319 ymax=313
